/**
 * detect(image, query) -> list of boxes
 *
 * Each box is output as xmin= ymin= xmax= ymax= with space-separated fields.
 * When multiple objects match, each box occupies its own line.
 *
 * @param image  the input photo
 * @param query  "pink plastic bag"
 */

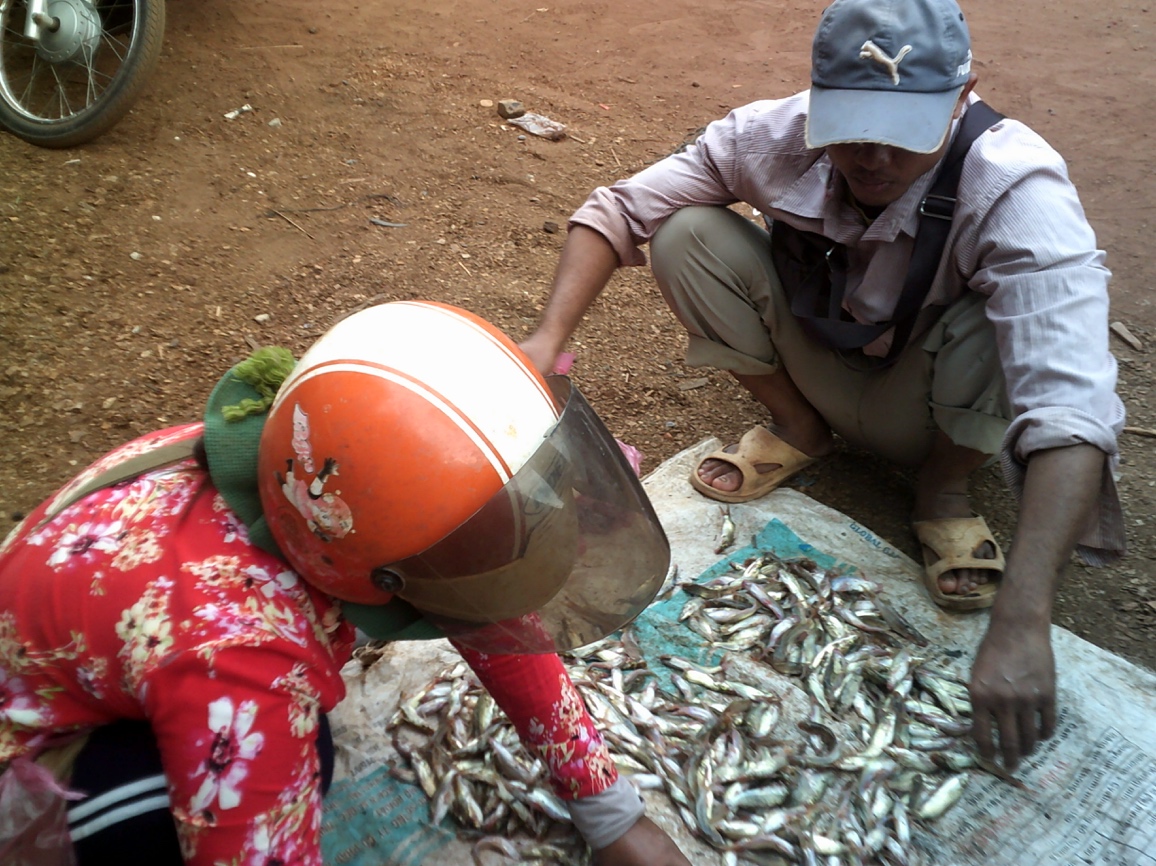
xmin=0 ymin=755 xmax=81 ymax=866
xmin=615 ymin=440 xmax=644 ymax=477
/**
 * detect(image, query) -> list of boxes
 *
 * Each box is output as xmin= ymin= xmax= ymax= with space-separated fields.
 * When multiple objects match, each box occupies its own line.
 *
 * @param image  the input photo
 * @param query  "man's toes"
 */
xmin=698 ymin=460 xmax=743 ymax=492
xmin=938 ymin=567 xmax=991 ymax=595
xmin=941 ymin=543 xmax=997 ymax=594
xmin=710 ymin=469 xmax=743 ymax=492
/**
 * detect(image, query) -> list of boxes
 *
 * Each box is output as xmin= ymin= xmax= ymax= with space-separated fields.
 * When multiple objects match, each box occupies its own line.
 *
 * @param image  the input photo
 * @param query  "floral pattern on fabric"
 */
xmin=116 ymin=576 xmax=178 ymax=696
xmin=1 ymin=422 xmax=620 ymax=862
xmin=272 ymin=664 xmax=322 ymax=738
xmin=0 ymin=424 xmax=354 ymax=866
xmin=239 ymin=745 xmax=323 ymax=866
xmin=458 ymin=648 xmax=618 ymax=800
xmin=190 ymin=697 xmax=265 ymax=814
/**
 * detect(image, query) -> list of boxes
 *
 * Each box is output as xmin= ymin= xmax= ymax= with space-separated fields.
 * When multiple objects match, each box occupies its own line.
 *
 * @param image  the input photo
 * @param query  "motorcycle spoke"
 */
xmin=16 ymin=52 xmax=46 ymax=113
xmin=100 ymin=29 xmax=127 ymax=64
xmin=82 ymin=42 xmax=97 ymax=106
xmin=49 ymin=61 xmax=76 ymax=118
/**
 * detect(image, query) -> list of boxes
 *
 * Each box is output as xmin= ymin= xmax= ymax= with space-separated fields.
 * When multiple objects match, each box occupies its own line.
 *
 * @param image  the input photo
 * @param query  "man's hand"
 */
xmin=968 ymin=617 xmax=1056 ymax=770
xmin=593 ymin=816 xmax=692 ymax=866
xmin=967 ymin=442 xmax=1104 ymax=770
xmin=519 ymin=331 xmax=564 ymax=376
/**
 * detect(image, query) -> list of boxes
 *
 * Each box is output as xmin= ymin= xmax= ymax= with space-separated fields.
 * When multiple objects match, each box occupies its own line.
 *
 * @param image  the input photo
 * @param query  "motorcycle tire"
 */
xmin=0 ymin=0 xmax=164 ymax=148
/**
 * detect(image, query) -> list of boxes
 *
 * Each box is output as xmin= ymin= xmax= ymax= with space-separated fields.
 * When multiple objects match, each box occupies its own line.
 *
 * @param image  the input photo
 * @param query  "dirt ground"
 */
xmin=3 ymin=0 xmax=1156 ymax=675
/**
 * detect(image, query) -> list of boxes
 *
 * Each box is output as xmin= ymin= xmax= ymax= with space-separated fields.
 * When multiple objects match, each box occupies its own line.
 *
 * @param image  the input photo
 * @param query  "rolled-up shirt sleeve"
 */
xmin=568 ymin=97 xmax=817 ymax=267
xmin=961 ymin=134 xmax=1126 ymax=562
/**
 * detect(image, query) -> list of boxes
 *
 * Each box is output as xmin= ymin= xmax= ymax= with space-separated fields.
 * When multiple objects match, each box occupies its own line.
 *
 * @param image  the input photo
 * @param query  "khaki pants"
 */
xmin=650 ymin=206 xmax=1011 ymax=467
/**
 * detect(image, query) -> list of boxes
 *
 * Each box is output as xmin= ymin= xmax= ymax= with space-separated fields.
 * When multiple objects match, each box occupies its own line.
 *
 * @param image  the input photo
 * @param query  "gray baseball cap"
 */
xmin=805 ymin=0 xmax=972 ymax=154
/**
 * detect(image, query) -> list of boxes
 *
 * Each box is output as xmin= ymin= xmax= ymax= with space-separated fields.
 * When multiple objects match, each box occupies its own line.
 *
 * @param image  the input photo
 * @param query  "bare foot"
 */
xmin=912 ymin=490 xmax=1000 ymax=595
xmin=698 ymin=425 xmax=834 ymax=494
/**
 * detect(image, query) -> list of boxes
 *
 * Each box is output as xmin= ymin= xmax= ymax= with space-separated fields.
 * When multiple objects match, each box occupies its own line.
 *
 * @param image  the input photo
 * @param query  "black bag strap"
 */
xmin=772 ymin=101 xmax=1005 ymax=362
xmin=885 ymin=100 xmax=1005 ymax=359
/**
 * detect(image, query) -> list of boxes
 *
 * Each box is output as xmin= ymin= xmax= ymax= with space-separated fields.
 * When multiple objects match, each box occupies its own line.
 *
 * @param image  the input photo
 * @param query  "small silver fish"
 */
xmin=715 ymin=505 xmax=737 ymax=554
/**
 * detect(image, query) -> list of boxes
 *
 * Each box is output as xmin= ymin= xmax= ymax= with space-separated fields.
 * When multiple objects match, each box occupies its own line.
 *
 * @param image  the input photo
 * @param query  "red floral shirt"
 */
xmin=0 ymin=425 xmax=616 ymax=865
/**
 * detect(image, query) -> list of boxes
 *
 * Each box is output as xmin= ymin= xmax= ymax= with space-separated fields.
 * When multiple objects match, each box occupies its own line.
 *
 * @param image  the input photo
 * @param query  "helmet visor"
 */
xmin=377 ymin=376 xmax=669 ymax=653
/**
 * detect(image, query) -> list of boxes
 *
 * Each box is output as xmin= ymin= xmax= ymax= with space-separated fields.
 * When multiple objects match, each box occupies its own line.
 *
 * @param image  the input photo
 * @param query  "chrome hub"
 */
xmin=35 ymin=0 xmax=101 ymax=65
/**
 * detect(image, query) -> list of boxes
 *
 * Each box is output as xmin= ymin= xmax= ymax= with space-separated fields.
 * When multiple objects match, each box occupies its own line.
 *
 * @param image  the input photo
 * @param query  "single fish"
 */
xmin=715 ymin=505 xmax=737 ymax=554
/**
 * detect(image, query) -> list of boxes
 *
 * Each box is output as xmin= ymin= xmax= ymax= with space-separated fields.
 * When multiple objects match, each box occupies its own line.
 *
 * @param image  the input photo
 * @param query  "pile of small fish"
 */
xmin=386 ymin=665 xmax=592 ymax=864
xmin=386 ymin=549 xmax=1014 ymax=865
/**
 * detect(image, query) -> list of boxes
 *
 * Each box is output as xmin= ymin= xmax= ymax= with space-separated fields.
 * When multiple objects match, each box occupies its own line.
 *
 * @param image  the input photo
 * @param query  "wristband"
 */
xmin=565 ymin=776 xmax=646 ymax=850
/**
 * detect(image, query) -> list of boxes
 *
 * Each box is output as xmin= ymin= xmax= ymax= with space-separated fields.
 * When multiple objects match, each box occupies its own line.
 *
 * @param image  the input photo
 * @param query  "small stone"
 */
xmin=542 ymin=221 xmax=559 ymax=234
xmin=479 ymin=99 xmax=494 ymax=108
xmin=129 ymin=251 xmax=143 ymax=261
xmin=268 ymin=117 xmax=282 ymax=128
xmin=254 ymin=313 xmax=272 ymax=324
xmin=1111 ymin=321 xmax=1144 ymax=351
xmin=102 ymin=397 xmax=117 ymax=409
xmin=497 ymin=99 xmax=525 ymax=119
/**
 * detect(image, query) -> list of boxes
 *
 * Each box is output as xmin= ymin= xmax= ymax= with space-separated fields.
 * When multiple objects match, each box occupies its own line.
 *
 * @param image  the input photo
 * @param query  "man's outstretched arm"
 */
xmin=520 ymin=225 xmax=621 ymax=374
xmin=969 ymin=442 xmax=1104 ymax=768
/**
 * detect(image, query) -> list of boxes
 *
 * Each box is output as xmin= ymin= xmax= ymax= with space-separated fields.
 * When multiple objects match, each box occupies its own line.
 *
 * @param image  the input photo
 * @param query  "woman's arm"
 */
xmin=453 ymin=643 xmax=691 ymax=864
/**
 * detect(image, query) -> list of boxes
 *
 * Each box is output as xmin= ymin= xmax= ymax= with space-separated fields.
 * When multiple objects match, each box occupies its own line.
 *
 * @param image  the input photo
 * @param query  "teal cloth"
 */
xmin=342 ymin=598 xmax=446 ymax=642
xmin=202 ymin=363 xmax=283 ymax=557
xmin=627 ymin=518 xmax=844 ymax=683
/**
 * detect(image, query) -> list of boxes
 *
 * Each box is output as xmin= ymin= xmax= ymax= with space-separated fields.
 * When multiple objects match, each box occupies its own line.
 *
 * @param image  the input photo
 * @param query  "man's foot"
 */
xmin=912 ymin=490 xmax=1001 ymax=599
xmin=696 ymin=425 xmax=834 ymax=495
xmin=912 ymin=431 xmax=1000 ymax=601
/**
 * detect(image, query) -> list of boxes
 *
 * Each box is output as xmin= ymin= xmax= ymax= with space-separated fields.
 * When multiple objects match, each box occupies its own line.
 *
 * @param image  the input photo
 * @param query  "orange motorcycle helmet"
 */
xmin=256 ymin=301 xmax=669 ymax=653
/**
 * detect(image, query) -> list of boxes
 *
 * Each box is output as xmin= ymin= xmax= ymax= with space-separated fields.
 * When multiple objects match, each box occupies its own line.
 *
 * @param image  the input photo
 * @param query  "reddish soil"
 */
xmin=3 ymin=0 xmax=1155 ymax=671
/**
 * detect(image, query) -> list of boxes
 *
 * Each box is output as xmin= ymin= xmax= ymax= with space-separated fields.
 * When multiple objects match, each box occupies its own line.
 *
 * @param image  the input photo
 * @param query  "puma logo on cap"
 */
xmin=859 ymin=40 xmax=913 ymax=86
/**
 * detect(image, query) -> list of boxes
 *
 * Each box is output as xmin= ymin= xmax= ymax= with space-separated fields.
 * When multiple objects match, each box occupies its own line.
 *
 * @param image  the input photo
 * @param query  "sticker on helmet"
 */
xmin=291 ymin=403 xmax=316 ymax=474
xmin=276 ymin=403 xmax=353 ymax=542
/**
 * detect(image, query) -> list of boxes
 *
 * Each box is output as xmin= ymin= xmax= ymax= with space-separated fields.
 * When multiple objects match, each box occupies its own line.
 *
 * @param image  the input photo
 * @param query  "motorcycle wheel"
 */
xmin=0 ymin=0 xmax=164 ymax=148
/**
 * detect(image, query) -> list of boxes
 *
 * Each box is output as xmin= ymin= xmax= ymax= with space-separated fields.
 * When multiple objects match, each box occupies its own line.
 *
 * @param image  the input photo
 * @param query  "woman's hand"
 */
xmin=593 ymin=816 xmax=692 ymax=866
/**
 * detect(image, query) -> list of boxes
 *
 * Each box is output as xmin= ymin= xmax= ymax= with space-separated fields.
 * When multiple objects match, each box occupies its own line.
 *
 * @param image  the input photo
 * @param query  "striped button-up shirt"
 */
xmin=571 ymin=91 xmax=1125 ymax=561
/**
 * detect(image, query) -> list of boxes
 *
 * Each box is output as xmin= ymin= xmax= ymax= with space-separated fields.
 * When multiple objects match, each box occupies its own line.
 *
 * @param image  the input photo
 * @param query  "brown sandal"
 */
xmin=911 ymin=515 xmax=1005 ymax=611
xmin=689 ymin=426 xmax=818 ymax=504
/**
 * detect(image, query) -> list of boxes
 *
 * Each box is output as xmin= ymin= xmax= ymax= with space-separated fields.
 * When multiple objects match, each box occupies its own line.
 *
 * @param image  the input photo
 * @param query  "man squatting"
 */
xmin=521 ymin=0 xmax=1126 ymax=771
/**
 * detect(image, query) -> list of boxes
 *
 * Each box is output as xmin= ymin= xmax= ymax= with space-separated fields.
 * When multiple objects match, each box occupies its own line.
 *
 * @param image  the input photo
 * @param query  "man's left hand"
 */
xmin=968 ymin=619 xmax=1056 ymax=770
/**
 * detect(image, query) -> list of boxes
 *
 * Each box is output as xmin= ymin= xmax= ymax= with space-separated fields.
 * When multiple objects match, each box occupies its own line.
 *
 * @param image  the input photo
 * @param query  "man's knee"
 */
xmin=651 ymin=206 xmax=757 ymax=277
xmin=930 ymin=294 xmax=1006 ymax=406
xmin=648 ymin=207 xmax=782 ymax=367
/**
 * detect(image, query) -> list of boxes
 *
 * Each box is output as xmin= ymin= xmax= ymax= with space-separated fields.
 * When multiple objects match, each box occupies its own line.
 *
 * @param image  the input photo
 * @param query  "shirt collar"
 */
xmin=771 ymin=115 xmax=964 ymax=243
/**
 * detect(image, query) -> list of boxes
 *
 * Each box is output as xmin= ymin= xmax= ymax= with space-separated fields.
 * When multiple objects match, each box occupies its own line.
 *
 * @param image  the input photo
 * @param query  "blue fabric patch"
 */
xmin=628 ymin=517 xmax=844 ymax=686
xmin=321 ymin=765 xmax=455 ymax=865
